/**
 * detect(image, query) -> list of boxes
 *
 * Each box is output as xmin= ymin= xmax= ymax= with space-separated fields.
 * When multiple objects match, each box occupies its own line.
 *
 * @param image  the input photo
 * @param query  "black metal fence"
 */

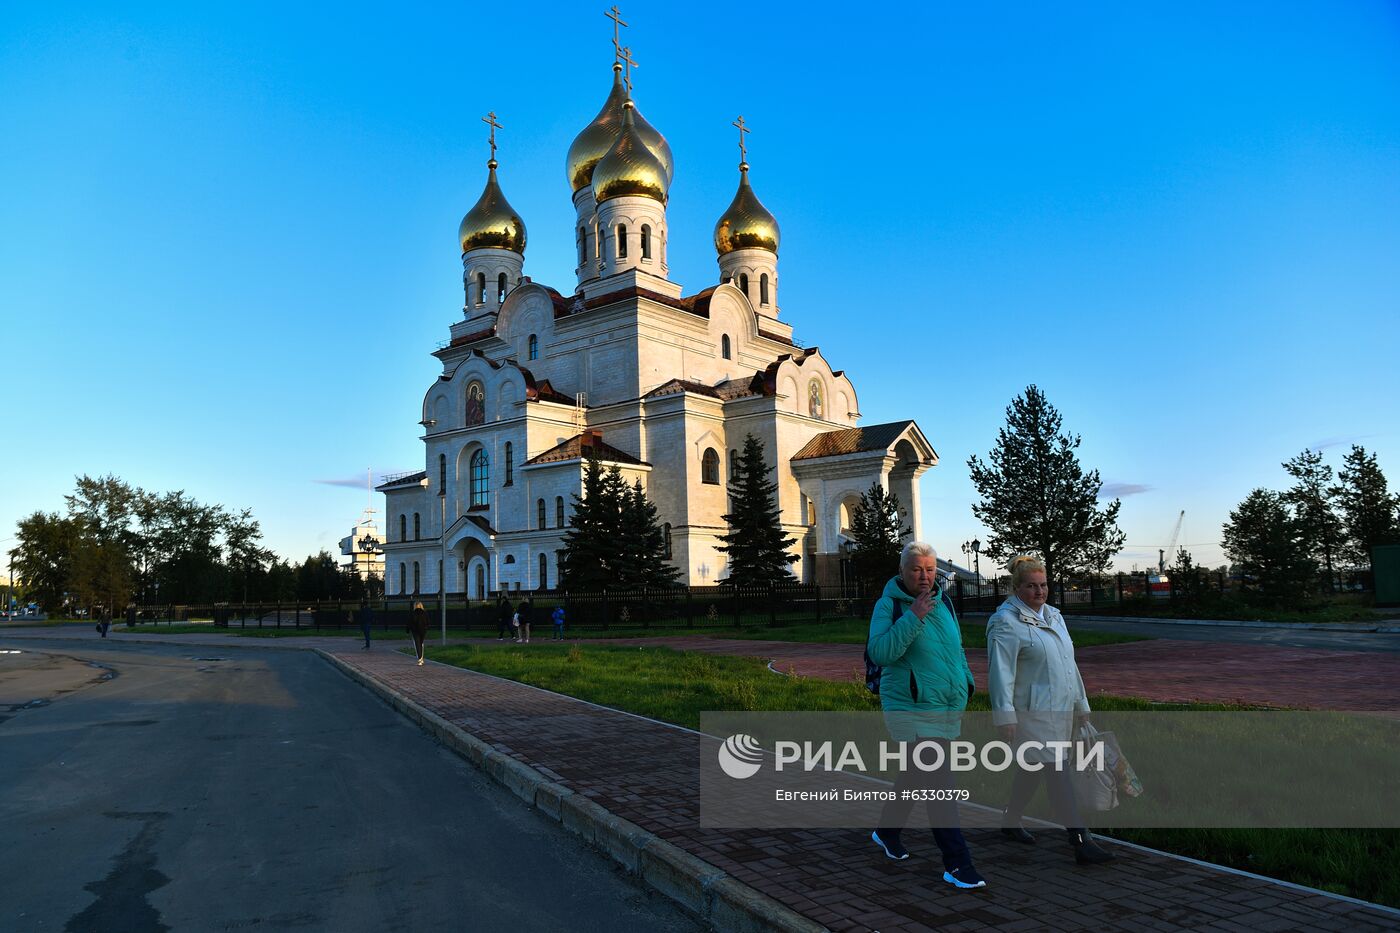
xmin=123 ymin=570 xmax=1246 ymax=633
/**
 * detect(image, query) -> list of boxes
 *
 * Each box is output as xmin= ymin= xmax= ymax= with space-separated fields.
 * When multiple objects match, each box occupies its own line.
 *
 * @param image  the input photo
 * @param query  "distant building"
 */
xmin=338 ymin=512 xmax=385 ymax=582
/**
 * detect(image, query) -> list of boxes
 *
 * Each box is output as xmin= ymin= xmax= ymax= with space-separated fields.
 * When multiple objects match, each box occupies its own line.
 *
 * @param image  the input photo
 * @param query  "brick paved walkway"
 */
xmin=327 ymin=644 xmax=1398 ymax=932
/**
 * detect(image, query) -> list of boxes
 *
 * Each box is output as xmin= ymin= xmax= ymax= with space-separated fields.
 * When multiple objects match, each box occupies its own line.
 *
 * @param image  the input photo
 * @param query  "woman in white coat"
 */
xmin=987 ymin=555 xmax=1113 ymax=864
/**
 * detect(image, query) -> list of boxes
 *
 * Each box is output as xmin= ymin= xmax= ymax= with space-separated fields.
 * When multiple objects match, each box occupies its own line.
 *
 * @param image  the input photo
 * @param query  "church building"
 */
xmin=378 ymin=40 xmax=936 ymax=598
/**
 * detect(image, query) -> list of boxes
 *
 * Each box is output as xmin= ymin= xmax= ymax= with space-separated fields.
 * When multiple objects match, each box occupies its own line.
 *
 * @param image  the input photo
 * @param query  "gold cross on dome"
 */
xmin=482 ymin=111 xmax=502 ymax=159
xmin=619 ymin=45 xmax=638 ymax=94
xmin=605 ymin=6 xmax=628 ymax=61
xmin=733 ymin=115 xmax=750 ymax=163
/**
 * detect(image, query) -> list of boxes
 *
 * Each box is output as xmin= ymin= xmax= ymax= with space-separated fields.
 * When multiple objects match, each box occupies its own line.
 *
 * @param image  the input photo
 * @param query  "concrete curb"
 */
xmin=316 ymin=649 xmax=826 ymax=933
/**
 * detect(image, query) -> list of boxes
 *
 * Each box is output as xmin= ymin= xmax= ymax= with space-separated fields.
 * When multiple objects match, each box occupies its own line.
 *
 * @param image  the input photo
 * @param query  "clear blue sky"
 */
xmin=3 ymin=1 xmax=1398 ymax=576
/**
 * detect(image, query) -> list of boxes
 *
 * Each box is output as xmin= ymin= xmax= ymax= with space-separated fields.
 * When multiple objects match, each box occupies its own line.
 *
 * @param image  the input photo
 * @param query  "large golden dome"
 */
xmin=458 ymin=160 xmax=527 ymax=254
xmin=565 ymin=64 xmax=673 ymax=194
xmin=591 ymin=102 xmax=669 ymax=204
xmin=714 ymin=164 xmax=779 ymax=255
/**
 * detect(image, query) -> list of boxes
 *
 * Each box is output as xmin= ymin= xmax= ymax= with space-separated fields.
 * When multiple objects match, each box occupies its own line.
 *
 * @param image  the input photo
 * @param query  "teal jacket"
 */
xmin=867 ymin=575 xmax=976 ymax=718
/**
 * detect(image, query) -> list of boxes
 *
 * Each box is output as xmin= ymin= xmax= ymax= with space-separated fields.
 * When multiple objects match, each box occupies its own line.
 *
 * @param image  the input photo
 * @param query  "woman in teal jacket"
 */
xmin=867 ymin=542 xmax=985 ymax=890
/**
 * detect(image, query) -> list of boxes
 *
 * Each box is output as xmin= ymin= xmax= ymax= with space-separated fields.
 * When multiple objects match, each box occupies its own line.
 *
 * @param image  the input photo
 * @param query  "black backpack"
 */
xmin=863 ymin=585 xmax=958 ymax=695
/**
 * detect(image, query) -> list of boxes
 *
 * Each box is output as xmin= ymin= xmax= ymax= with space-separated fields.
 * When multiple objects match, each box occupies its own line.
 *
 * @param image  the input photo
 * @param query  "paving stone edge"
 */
xmin=317 ymin=649 xmax=827 ymax=933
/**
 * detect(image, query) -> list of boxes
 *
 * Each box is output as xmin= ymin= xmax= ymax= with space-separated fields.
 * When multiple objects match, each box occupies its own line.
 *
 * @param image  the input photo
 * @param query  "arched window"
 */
xmin=413 ymin=561 xmax=421 ymax=594
xmin=702 ymin=448 xmax=720 ymax=485
xmin=577 ymin=225 xmax=588 ymax=265
xmin=641 ymin=224 xmax=652 ymax=259
xmin=470 ymin=449 xmax=489 ymax=506
xmin=617 ymin=224 xmax=628 ymax=259
xmin=399 ymin=562 xmax=406 ymax=595
xmin=721 ymin=335 xmax=732 ymax=360
xmin=504 ymin=441 xmax=514 ymax=486
xmin=475 ymin=564 xmax=486 ymax=599
xmin=537 ymin=498 xmax=546 ymax=530
xmin=527 ymin=334 xmax=538 ymax=360
xmin=476 ymin=272 xmax=486 ymax=305
xmin=497 ymin=272 xmax=508 ymax=303
xmin=760 ymin=273 xmax=770 ymax=306
xmin=413 ymin=513 xmax=421 ymax=540
xmin=465 ymin=381 xmax=485 ymax=427
xmin=539 ymin=553 xmax=548 ymax=591
xmin=739 ymin=273 xmax=749 ymax=296
xmin=555 ymin=496 xmax=565 ymax=528
xmin=663 ymin=522 xmax=672 ymax=559
xmin=438 ymin=453 xmax=446 ymax=493
xmin=808 ymin=379 xmax=824 ymax=419
xmin=399 ymin=514 xmax=407 ymax=542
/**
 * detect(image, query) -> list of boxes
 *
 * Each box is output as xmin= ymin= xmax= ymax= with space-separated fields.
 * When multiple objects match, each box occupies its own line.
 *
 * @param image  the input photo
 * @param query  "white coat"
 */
xmin=986 ymin=596 xmax=1091 ymax=763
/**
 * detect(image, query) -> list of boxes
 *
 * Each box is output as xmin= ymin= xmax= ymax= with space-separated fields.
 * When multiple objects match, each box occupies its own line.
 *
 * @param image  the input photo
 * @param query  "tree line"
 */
xmin=11 ymin=475 xmax=381 ymax=613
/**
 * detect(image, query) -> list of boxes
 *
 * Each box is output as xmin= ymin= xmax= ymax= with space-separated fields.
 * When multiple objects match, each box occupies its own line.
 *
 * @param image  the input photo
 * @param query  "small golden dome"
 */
xmin=591 ymin=102 xmax=669 ymax=204
xmin=458 ymin=160 xmax=527 ymax=254
xmin=565 ymin=64 xmax=673 ymax=193
xmin=714 ymin=163 xmax=779 ymax=255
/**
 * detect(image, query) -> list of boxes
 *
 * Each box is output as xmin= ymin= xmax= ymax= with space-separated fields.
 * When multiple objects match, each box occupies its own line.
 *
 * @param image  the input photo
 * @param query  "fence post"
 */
xmin=733 ymin=586 xmax=741 ymax=628
xmin=1089 ymin=576 xmax=1096 ymax=609
xmin=602 ymin=589 xmax=610 ymax=631
xmin=815 ymin=583 xmax=823 ymax=624
xmin=685 ymin=588 xmax=693 ymax=629
xmin=1116 ymin=572 xmax=1123 ymax=604
xmin=1219 ymin=570 xmax=1226 ymax=595
xmin=768 ymin=583 xmax=777 ymax=628
xmin=1168 ymin=570 xmax=1176 ymax=604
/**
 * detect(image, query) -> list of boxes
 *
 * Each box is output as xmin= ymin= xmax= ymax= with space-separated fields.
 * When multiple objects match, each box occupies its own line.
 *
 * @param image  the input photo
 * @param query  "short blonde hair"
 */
xmin=900 ymin=541 xmax=938 ymax=570
xmin=1007 ymin=554 xmax=1046 ymax=588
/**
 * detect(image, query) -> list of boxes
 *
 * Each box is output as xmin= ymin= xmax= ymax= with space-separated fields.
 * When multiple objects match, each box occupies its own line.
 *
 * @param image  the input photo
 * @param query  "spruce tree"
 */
xmin=1281 ymin=448 xmax=1343 ymax=588
xmin=849 ymin=481 xmax=908 ymax=594
xmin=718 ymin=434 xmax=798 ymax=586
xmin=1222 ymin=488 xmax=1317 ymax=602
xmin=560 ymin=457 xmax=614 ymax=589
xmin=967 ymin=385 xmax=1125 ymax=588
xmin=620 ymin=479 xmax=681 ymax=588
xmin=1334 ymin=445 xmax=1400 ymax=572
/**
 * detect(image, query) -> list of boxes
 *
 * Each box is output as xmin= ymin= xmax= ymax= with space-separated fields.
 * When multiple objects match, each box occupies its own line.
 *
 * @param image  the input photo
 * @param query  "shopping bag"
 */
xmin=1072 ymin=721 xmax=1120 ymax=812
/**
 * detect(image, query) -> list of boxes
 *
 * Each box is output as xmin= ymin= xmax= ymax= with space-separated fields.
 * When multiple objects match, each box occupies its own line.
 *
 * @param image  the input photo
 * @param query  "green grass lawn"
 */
xmin=1065 ymin=593 xmax=1384 ymax=624
xmin=424 ymin=640 xmax=1397 ymax=909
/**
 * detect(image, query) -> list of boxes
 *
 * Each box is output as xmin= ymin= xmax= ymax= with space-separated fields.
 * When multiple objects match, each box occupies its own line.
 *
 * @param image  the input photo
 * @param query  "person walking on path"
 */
xmin=496 ymin=595 xmax=513 ymax=641
xmin=98 ymin=606 xmax=111 ymax=638
xmin=866 ymin=542 xmax=986 ymax=890
xmin=551 ymin=605 xmax=566 ymax=640
xmin=408 ymin=601 xmax=429 ymax=666
xmin=988 ymin=554 xmax=1113 ymax=865
xmin=516 ymin=596 xmax=534 ymax=644
xmin=357 ymin=599 xmax=374 ymax=650
xmin=125 ymin=603 xmax=137 ymax=629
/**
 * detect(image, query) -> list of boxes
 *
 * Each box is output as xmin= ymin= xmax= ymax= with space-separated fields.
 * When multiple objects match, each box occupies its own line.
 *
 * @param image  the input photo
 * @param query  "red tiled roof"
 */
xmin=524 ymin=431 xmax=649 ymax=467
xmin=790 ymin=421 xmax=921 ymax=461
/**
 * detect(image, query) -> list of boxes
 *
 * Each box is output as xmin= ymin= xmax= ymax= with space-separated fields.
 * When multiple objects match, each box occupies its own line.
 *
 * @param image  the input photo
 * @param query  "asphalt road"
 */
xmin=0 ymin=639 xmax=699 ymax=933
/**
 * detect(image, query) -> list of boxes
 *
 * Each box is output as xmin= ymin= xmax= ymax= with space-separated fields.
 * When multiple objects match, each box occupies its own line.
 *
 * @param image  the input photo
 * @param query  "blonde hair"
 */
xmin=899 ymin=541 xmax=938 ymax=570
xmin=1007 ymin=554 xmax=1046 ymax=588
xmin=413 ymin=601 xmax=425 ymax=611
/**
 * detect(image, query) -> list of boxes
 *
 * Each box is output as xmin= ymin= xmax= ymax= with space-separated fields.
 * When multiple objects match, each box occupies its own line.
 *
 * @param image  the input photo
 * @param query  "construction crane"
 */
xmin=1159 ymin=510 xmax=1185 ymax=573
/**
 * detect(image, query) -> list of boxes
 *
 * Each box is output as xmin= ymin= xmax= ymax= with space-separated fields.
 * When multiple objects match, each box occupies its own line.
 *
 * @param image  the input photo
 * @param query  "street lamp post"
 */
xmin=440 ymin=491 xmax=448 ymax=647
xmin=971 ymin=538 xmax=981 ymax=600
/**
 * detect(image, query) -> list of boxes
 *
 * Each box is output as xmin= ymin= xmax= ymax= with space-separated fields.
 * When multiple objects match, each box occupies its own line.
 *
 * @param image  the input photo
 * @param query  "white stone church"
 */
xmin=378 ymin=58 xmax=936 ymax=598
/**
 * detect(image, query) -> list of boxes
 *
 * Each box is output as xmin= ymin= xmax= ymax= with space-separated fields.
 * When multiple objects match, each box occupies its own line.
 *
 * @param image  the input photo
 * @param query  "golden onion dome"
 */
xmin=714 ymin=163 xmax=780 ymax=255
xmin=591 ymin=101 xmax=669 ymax=204
xmin=458 ymin=159 xmax=527 ymax=254
xmin=565 ymin=64 xmax=673 ymax=193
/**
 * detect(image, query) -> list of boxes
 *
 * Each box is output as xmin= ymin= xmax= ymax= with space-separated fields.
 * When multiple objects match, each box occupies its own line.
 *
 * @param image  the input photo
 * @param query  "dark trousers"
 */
xmin=497 ymin=618 xmax=512 ymax=638
xmin=412 ymin=631 xmax=426 ymax=661
xmin=1006 ymin=761 xmax=1083 ymax=829
xmin=878 ymin=738 xmax=971 ymax=871
xmin=360 ymin=623 xmax=371 ymax=647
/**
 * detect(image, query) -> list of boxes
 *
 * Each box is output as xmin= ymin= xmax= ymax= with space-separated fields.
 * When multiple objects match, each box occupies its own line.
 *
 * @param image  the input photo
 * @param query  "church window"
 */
xmin=808 ymin=380 xmax=824 ymax=419
xmin=413 ymin=513 xmax=421 ymax=540
xmin=504 ymin=554 xmax=516 ymax=564
xmin=760 ymin=273 xmax=770 ymax=306
xmin=413 ymin=561 xmax=421 ymax=594
xmin=663 ymin=523 xmax=672 ymax=559
xmin=577 ymin=225 xmax=587 ymax=265
xmin=504 ymin=442 xmax=514 ymax=486
xmin=476 ymin=272 xmax=486 ymax=305
xmin=702 ymin=448 xmax=720 ymax=485
xmin=729 ymin=449 xmax=738 ymax=484
xmin=617 ymin=224 xmax=628 ymax=259
xmin=399 ymin=514 xmax=407 ymax=542
xmin=721 ymin=335 xmax=731 ymax=360
xmin=539 ymin=553 xmax=548 ymax=590
xmin=399 ymin=563 xmax=406 ymax=595
xmin=470 ymin=449 xmax=490 ymax=506
xmin=641 ymin=224 xmax=652 ymax=259
xmin=806 ymin=496 xmax=816 ymax=526
xmin=555 ymin=496 xmax=565 ymax=528
xmin=537 ymin=498 xmax=546 ymax=530
xmin=497 ymin=272 xmax=508 ymax=303
xmin=475 ymin=564 xmax=486 ymax=599
xmin=438 ymin=454 xmax=447 ymax=494
xmin=528 ymin=334 xmax=538 ymax=360
xmin=739 ymin=273 xmax=749 ymax=296
xmin=465 ymin=382 xmax=485 ymax=427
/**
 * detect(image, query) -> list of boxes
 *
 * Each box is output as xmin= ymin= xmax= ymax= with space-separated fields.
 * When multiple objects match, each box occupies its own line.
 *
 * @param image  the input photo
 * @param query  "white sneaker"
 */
xmin=417 ymin=658 xmax=424 ymax=666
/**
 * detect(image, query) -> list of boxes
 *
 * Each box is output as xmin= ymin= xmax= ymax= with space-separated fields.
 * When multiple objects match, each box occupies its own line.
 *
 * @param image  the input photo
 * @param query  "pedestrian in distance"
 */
xmin=357 ymin=599 xmax=374 ymax=650
xmin=97 ymin=606 xmax=111 ymax=638
xmin=866 ymin=542 xmax=986 ymax=890
xmin=551 ymin=605 xmax=565 ymax=640
xmin=516 ymin=596 xmax=533 ymax=644
xmin=409 ymin=601 xmax=429 ymax=666
xmin=988 ymin=554 xmax=1114 ymax=865
xmin=125 ymin=603 xmax=137 ymax=629
xmin=496 ymin=595 xmax=513 ymax=641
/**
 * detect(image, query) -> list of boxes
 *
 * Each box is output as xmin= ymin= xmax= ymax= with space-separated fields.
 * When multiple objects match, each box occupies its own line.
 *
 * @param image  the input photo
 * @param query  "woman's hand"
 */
xmin=911 ymin=588 xmax=934 ymax=620
xmin=998 ymin=724 xmax=1016 ymax=742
